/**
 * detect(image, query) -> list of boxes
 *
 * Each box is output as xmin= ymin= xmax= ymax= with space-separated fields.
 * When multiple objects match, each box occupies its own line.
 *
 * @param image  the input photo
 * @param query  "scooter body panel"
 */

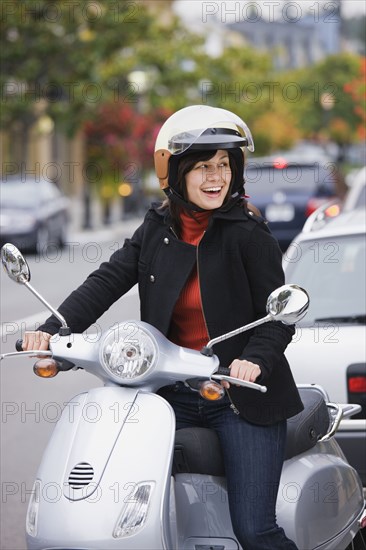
xmin=172 ymin=440 xmax=364 ymax=550
xmin=26 ymin=387 xmax=176 ymax=550
xmin=277 ymin=438 xmax=364 ymax=550
xmin=174 ymin=474 xmax=240 ymax=549
xmin=26 ymin=387 xmax=365 ymax=550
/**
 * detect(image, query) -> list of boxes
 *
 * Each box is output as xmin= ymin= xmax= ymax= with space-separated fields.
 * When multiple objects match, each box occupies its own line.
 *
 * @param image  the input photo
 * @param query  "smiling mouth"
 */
xmin=202 ymin=186 xmax=223 ymax=195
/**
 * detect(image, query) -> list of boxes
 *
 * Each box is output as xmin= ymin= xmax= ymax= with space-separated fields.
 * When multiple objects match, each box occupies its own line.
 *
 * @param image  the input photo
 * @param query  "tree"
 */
xmin=0 ymin=0 xmax=154 ymax=158
xmin=99 ymin=12 xmax=208 ymax=113
xmin=3 ymin=0 xmax=363 ymax=181
xmin=344 ymin=57 xmax=366 ymax=140
xmin=84 ymin=103 xmax=171 ymax=192
xmin=281 ymin=53 xmax=363 ymax=143
xmin=251 ymin=110 xmax=301 ymax=155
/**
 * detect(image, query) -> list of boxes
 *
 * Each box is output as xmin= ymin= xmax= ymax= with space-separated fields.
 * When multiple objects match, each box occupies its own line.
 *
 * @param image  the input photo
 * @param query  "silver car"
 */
xmin=0 ymin=176 xmax=70 ymax=253
xmin=344 ymin=166 xmax=366 ymax=212
xmin=283 ymin=206 xmax=366 ymax=484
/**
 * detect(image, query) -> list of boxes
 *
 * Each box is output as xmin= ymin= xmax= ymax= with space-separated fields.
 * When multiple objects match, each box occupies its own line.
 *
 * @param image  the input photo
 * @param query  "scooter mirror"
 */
xmin=1 ymin=243 xmax=31 ymax=284
xmin=1 ymin=243 xmax=71 ymax=335
xmin=266 ymin=284 xmax=309 ymax=325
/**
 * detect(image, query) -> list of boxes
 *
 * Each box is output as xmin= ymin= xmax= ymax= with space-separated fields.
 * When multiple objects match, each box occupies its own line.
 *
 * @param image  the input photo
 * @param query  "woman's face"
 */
xmin=185 ymin=149 xmax=232 ymax=210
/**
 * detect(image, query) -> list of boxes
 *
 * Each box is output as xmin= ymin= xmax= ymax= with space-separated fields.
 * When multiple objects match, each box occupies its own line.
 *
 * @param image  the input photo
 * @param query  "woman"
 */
xmin=23 ymin=105 xmax=302 ymax=549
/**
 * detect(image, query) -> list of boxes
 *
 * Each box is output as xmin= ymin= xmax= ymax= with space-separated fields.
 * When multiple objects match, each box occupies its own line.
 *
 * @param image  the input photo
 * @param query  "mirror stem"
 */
xmin=24 ymin=281 xmax=70 ymax=335
xmin=201 ymin=314 xmax=272 ymax=356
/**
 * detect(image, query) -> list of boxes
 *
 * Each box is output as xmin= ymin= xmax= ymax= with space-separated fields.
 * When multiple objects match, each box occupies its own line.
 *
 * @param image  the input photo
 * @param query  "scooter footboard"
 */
xmin=174 ymin=473 xmax=240 ymax=550
xmin=277 ymin=438 xmax=364 ymax=550
xmin=26 ymin=387 xmax=176 ymax=550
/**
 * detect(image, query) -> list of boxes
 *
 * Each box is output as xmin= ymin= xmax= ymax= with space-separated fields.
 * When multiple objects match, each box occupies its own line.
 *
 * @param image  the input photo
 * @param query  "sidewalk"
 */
xmin=68 ymin=196 xmax=144 ymax=244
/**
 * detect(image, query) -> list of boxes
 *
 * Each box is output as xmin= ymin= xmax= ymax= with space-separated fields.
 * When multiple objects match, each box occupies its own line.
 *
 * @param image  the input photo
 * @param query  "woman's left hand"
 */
xmin=221 ymin=359 xmax=261 ymax=389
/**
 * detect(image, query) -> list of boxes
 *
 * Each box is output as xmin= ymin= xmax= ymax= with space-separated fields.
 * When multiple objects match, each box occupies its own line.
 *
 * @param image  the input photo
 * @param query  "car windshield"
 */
xmin=0 ymin=182 xmax=39 ymax=208
xmin=244 ymin=164 xmax=334 ymax=196
xmin=284 ymin=234 xmax=366 ymax=325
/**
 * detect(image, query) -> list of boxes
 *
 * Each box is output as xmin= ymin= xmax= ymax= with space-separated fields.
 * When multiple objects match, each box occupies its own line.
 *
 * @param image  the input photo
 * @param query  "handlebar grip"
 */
xmin=216 ymin=366 xmax=230 ymax=376
xmin=15 ymin=339 xmax=23 ymax=352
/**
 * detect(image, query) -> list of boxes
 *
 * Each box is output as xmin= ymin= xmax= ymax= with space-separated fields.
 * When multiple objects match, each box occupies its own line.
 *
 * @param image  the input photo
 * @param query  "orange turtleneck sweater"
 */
xmin=168 ymin=210 xmax=211 ymax=351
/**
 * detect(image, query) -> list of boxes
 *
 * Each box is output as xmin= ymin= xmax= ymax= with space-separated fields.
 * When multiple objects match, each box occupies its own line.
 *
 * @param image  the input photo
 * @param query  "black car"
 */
xmin=0 ymin=176 xmax=70 ymax=253
xmin=244 ymin=154 xmax=346 ymax=251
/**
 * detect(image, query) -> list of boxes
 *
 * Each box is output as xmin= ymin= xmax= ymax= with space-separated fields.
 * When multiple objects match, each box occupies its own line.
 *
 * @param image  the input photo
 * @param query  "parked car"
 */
xmin=244 ymin=154 xmax=347 ymax=251
xmin=343 ymin=166 xmax=366 ymax=212
xmin=0 ymin=176 xmax=70 ymax=253
xmin=283 ymin=205 xmax=366 ymax=483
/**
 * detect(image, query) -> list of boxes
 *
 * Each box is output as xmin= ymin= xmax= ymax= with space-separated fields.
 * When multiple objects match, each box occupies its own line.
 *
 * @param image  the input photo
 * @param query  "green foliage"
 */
xmin=101 ymin=13 xmax=209 ymax=113
xmin=1 ymin=0 xmax=364 ymax=161
xmin=279 ymin=53 xmax=362 ymax=143
xmin=0 ymin=0 xmax=153 ymax=135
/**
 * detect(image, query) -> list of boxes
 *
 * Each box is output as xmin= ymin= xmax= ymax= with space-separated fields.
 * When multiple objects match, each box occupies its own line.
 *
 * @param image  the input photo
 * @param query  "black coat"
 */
xmin=40 ymin=202 xmax=303 ymax=425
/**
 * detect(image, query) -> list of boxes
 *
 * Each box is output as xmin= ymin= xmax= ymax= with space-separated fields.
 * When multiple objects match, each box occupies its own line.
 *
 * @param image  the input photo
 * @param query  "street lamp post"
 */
xmin=320 ymin=92 xmax=335 ymax=129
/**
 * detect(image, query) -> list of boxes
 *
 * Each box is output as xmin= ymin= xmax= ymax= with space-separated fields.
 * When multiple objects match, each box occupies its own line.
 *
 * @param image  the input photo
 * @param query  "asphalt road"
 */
xmin=0 ymin=221 xmax=142 ymax=550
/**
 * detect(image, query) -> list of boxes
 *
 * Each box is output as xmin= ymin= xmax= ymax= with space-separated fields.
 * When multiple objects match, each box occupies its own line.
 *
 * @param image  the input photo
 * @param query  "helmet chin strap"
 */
xmin=164 ymin=187 xmax=206 ymax=212
xmin=164 ymin=186 xmax=244 ymax=213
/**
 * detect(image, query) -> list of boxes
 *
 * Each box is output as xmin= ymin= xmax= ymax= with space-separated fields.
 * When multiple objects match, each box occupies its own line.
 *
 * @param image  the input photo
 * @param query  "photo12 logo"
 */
xmin=201 ymin=2 xmax=341 ymax=24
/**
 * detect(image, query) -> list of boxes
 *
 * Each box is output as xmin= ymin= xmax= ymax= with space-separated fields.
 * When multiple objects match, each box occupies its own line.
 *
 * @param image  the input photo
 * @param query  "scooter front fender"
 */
xmin=26 ymin=386 xmax=176 ymax=550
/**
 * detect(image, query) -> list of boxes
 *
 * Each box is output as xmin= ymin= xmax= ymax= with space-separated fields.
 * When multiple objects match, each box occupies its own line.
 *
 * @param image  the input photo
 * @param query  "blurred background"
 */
xmin=1 ymin=4 xmax=366 ymax=548
xmin=1 ymin=0 xmax=365 ymax=235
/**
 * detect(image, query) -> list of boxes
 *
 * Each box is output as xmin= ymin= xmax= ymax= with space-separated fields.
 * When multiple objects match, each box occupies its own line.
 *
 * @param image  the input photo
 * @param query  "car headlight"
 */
xmin=100 ymin=322 xmax=158 ymax=383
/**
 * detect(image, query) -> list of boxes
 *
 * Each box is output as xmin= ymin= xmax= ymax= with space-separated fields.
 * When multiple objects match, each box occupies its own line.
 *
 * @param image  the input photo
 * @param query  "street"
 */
xmin=0 ymin=222 xmax=141 ymax=550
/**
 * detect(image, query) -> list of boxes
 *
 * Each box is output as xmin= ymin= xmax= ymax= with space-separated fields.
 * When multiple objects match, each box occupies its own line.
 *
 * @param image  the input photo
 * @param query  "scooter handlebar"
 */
xmin=16 ymin=339 xmax=23 ymax=352
xmin=212 ymin=366 xmax=267 ymax=393
xmin=215 ymin=366 xmax=230 ymax=376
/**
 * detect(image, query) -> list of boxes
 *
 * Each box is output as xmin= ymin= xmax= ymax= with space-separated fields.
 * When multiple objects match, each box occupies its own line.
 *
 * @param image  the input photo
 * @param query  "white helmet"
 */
xmin=154 ymin=105 xmax=254 ymax=197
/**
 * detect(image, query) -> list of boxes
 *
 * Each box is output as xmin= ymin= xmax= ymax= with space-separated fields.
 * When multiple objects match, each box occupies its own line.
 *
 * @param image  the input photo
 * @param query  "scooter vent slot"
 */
xmin=68 ymin=462 xmax=94 ymax=490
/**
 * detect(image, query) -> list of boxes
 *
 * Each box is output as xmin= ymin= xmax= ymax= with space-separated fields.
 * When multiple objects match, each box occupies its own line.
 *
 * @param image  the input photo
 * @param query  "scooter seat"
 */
xmin=284 ymin=387 xmax=330 ymax=460
xmin=174 ymin=426 xmax=225 ymax=476
xmin=173 ymin=387 xmax=330 ymax=475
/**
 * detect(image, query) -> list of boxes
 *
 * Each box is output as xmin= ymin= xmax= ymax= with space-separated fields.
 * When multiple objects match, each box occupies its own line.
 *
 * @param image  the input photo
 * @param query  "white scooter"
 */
xmin=1 ymin=243 xmax=365 ymax=550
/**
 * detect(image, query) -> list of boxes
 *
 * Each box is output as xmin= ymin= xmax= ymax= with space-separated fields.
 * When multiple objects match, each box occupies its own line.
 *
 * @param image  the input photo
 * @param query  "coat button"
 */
xmin=150 ymin=275 xmax=155 ymax=283
xmin=163 ymin=237 xmax=170 ymax=245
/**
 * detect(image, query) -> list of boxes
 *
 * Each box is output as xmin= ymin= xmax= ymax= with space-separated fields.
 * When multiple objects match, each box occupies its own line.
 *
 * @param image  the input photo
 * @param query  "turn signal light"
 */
xmin=324 ymin=203 xmax=340 ymax=218
xmin=199 ymin=380 xmax=225 ymax=401
xmin=33 ymin=359 xmax=60 ymax=378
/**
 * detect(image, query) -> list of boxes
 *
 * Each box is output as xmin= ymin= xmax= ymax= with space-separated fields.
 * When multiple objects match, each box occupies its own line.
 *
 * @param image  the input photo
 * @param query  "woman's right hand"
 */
xmin=21 ymin=331 xmax=52 ymax=352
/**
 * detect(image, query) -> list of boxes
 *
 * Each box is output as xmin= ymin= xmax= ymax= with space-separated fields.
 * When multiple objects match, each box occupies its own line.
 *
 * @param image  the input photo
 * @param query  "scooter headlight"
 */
xmin=101 ymin=322 xmax=157 ymax=382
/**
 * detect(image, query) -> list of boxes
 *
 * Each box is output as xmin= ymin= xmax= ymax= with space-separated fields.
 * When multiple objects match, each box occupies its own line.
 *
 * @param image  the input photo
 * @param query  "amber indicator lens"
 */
xmin=33 ymin=358 xmax=60 ymax=378
xmin=199 ymin=380 xmax=225 ymax=401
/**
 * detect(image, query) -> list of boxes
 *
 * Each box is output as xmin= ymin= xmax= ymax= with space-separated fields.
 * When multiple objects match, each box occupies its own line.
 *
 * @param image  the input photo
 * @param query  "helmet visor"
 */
xmin=155 ymin=105 xmax=255 ymax=155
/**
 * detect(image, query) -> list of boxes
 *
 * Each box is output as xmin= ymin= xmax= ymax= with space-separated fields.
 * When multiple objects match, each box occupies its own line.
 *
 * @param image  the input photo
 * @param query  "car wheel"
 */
xmin=36 ymin=226 xmax=49 ymax=255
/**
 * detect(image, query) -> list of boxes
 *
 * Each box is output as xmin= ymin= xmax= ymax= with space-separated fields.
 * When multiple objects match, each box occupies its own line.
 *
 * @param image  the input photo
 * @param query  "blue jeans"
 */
xmin=160 ymin=385 xmax=298 ymax=550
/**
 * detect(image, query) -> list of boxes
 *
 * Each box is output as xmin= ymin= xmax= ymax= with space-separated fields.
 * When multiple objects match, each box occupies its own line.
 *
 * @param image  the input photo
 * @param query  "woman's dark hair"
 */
xmin=161 ymin=149 xmax=242 ymax=238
